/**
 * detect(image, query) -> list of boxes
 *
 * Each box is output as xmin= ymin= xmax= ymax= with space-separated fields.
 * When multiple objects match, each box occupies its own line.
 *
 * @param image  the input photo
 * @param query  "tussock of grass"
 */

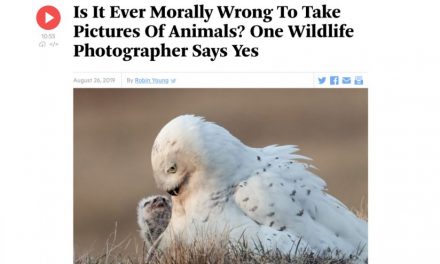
xmin=147 ymin=237 xmax=358 ymax=264
xmin=76 ymin=201 xmax=368 ymax=264
xmin=75 ymin=233 xmax=361 ymax=264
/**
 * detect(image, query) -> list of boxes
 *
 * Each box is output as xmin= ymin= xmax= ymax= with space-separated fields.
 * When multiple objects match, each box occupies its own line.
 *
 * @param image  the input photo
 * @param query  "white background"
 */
xmin=1 ymin=0 xmax=440 ymax=263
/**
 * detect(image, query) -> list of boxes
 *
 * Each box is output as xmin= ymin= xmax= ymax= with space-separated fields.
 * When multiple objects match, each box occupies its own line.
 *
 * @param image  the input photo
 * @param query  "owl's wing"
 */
xmin=234 ymin=146 xmax=367 ymax=257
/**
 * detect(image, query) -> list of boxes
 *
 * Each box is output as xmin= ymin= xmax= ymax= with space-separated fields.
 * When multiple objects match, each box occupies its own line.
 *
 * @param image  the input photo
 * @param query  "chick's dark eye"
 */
xmin=167 ymin=163 xmax=177 ymax=174
xmin=143 ymin=201 xmax=150 ymax=207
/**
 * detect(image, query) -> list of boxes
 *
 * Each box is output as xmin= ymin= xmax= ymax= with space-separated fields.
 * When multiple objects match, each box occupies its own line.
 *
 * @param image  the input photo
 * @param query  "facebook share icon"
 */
xmin=330 ymin=76 xmax=339 ymax=85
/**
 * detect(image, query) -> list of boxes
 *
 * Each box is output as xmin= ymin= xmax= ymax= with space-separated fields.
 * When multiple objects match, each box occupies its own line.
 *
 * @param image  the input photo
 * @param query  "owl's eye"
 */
xmin=167 ymin=163 xmax=177 ymax=174
xmin=143 ymin=201 xmax=151 ymax=207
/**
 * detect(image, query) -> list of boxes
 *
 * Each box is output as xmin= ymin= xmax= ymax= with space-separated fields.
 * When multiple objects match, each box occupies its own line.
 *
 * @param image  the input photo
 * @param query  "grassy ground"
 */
xmin=75 ymin=228 xmax=366 ymax=264
xmin=75 ymin=202 xmax=368 ymax=264
xmin=75 ymin=239 xmax=359 ymax=264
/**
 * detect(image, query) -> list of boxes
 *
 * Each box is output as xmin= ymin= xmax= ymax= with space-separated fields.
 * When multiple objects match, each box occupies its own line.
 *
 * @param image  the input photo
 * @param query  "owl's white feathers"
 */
xmin=235 ymin=146 xmax=367 ymax=255
xmin=151 ymin=115 xmax=367 ymax=260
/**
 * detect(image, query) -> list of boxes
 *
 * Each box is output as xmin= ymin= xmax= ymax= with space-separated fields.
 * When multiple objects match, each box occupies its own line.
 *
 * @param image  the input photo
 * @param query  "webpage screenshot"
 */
xmin=2 ymin=1 xmax=439 ymax=264
xmin=69 ymin=1 xmax=369 ymax=261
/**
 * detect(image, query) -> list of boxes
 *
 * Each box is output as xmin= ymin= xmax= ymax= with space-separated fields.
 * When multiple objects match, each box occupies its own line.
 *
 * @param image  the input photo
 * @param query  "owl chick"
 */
xmin=137 ymin=195 xmax=172 ymax=247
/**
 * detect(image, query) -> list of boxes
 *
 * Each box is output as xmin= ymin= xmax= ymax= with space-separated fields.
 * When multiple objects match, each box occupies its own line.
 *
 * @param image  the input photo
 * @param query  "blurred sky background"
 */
xmin=74 ymin=89 xmax=367 ymax=255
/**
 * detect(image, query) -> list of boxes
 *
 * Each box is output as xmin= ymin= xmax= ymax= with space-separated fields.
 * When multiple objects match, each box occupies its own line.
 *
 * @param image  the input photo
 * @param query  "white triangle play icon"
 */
xmin=45 ymin=12 xmax=54 ymax=24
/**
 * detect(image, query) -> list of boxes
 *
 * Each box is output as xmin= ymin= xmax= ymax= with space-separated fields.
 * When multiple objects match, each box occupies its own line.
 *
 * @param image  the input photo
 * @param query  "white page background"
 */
xmin=1 ymin=0 xmax=439 ymax=263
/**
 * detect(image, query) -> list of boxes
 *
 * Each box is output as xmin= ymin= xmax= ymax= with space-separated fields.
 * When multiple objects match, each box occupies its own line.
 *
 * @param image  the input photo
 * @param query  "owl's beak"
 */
xmin=166 ymin=174 xmax=189 ymax=196
xmin=167 ymin=185 xmax=180 ymax=196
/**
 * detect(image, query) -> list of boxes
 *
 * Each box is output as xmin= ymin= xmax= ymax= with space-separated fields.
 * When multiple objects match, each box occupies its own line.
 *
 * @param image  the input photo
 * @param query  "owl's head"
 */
xmin=151 ymin=115 xmax=246 ymax=198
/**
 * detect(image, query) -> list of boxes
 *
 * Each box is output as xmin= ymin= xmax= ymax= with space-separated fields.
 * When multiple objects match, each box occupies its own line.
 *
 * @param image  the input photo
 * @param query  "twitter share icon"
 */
xmin=318 ymin=77 xmax=326 ymax=84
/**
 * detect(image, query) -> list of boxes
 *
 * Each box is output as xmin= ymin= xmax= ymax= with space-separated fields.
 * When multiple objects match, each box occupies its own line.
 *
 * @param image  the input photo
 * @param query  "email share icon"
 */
xmin=342 ymin=77 xmax=351 ymax=84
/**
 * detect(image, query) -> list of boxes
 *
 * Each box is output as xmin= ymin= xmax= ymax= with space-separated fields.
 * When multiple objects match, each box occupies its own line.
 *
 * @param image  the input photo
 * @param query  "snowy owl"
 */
xmin=137 ymin=195 xmax=171 ymax=247
xmin=150 ymin=115 xmax=367 ymax=260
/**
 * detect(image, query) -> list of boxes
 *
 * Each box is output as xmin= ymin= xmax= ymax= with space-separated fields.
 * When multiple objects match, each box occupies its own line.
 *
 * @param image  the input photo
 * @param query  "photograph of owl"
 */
xmin=149 ymin=115 xmax=368 ymax=262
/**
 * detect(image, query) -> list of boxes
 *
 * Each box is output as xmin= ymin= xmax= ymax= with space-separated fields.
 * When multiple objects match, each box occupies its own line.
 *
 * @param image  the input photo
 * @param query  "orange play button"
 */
xmin=36 ymin=6 xmax=61 ymax=30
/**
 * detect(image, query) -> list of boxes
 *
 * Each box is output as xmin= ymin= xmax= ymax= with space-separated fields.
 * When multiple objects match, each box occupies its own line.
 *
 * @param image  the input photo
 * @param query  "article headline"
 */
xmin=73 ymin=4 xmax=355 ymax=61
